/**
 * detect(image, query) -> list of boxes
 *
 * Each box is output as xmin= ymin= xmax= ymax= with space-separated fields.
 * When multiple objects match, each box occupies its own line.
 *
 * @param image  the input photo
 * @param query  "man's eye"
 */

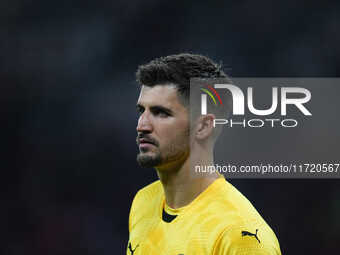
xmin=154 ymin=110 xmax=169 ymax=117
xmin=137 ymin=108 xmax=144 ymax=115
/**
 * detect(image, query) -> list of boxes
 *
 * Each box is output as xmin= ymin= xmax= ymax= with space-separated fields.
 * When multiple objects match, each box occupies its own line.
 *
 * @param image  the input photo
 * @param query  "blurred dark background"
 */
xmin=2 ymin=0 xmax=340 ymax=254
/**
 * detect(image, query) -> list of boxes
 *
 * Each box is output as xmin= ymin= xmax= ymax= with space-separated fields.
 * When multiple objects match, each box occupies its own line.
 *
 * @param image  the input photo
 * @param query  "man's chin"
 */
xmin=136 ymin=153 xmax=162 ymax=168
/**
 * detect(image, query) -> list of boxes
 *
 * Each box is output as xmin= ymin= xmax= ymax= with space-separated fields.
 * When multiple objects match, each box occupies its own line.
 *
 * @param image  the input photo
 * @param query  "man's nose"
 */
xmin=136 ymin=112 xmax=153 ymax=133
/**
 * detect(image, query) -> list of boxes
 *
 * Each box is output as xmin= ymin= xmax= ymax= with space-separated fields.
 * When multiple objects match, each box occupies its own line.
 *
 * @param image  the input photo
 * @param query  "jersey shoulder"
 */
xmin=128 ymin=180 xmax=163 ymax=232
xmin=202 ymin=179 xmax=265 ymax=225
xmin=210 ymin=180 xmax=281 ymax=254
xmin=133 ymin=179 xmax=163 ymax=203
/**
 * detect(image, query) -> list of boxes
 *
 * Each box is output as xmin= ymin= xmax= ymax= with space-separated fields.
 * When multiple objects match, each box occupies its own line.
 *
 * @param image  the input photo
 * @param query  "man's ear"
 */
xmin=195 ymin=114 xmax=215 ymax=140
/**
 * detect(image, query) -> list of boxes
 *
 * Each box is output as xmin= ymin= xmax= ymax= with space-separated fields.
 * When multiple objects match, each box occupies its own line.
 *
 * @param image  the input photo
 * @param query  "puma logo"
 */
xmin=241 ymin=229 xmax=261 ymax=243
xmin=128 ymin=242 xmax=139 ymax=255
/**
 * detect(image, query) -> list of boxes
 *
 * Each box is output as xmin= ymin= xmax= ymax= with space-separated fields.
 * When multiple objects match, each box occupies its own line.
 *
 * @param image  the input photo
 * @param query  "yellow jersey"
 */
xmin=127 ymin=176 xmax=281 ymax=255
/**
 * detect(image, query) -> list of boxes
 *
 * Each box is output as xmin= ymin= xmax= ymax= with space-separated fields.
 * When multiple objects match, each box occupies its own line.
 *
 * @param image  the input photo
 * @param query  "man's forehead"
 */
xmin=137 ymin=84 xmax=180 ymax=107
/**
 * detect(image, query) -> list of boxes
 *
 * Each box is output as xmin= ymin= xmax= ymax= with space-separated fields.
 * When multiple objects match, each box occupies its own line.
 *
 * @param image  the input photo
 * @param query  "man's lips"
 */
xmin=137 ymin=139 xmax=157 ymax=150
xmin=139 ymin=143 xmax=155 ymax=150
xmin=136 ymin=137 xmax=158 ymax=147
xmin=138 ymin=138 xmax=155 ymax=145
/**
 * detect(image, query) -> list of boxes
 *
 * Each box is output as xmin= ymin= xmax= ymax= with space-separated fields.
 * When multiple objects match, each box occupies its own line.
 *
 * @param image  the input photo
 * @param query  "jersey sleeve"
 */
xmin=212 ymin=223 xmax=281 ymax=255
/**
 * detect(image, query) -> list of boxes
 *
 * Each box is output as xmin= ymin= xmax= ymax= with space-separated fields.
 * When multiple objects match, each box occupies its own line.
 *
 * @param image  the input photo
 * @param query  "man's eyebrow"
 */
xmin=150 ymin=105 xmax=173 ymax=114
xmin=136 ymin=104 xmax=173 ymax=114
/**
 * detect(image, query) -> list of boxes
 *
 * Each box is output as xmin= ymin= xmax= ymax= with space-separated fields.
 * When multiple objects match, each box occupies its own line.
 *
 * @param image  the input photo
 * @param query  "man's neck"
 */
xmin=156 ymin=151 xmax=220 ymax=209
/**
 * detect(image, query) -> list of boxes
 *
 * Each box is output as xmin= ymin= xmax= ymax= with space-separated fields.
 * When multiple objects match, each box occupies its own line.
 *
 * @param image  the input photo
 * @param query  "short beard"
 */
xmin=137 ymin=153 xmax=162 ymax=168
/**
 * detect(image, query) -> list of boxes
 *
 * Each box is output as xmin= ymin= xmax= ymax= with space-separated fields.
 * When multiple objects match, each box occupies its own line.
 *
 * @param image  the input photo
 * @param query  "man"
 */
xmin=128 ymin=53 xmax=281 ymax=254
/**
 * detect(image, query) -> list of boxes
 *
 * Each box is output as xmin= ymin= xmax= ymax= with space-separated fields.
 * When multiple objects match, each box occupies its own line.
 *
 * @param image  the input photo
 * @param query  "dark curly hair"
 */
xmin=136 ymin=53 xmax=230 ymax=102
